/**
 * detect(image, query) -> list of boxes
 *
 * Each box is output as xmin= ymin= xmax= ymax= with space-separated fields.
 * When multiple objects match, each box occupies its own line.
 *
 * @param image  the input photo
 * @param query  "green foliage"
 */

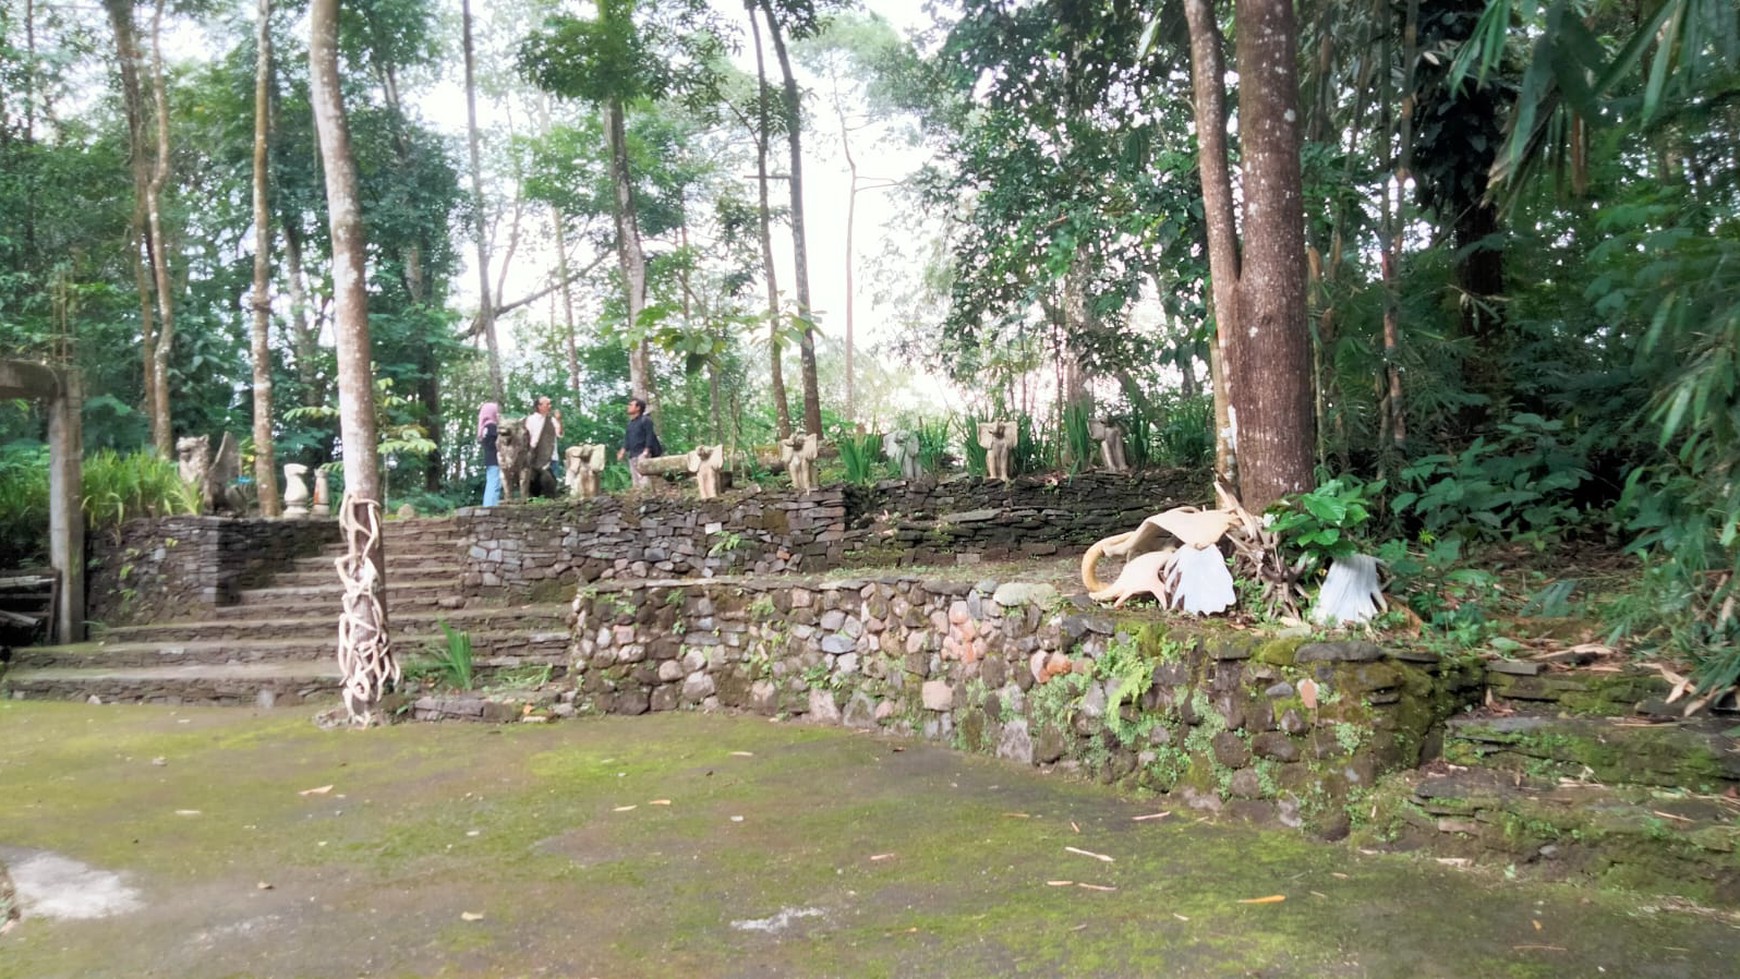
xmin=425 ymin=622 xmax=475 ymax=692
xmin=1060 ymin=402 xmax=1094 ymax=474
xmin=0 ymin=442 xmax=51 ymax=564
xmin=1269 ymin=477 xmax=1384 ymax=565
xmin=959 ymin=412 xmax=988 ymax=476
xmin=80 ymin=450 xmax=199 ymax=534
xmin=912 ymin=418 xmax=952 ymax=475
xmin=1391 ymin=415 xmax=1591 ymax=547
xmin=837 ymin=432 xmax=886 ymax=485
xmin=1152 ymin=395 xmax=1213 ymax=470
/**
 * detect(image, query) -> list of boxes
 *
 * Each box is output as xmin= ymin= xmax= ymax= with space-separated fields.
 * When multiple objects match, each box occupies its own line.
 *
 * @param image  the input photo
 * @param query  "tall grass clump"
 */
xmin=81 ymin=449 xmax=198 ymax=535
xmin=0 ymin=443 xmax=51 ymax=564
xmin=913 ymin=418 xmax=952 ymax=474
xmin=1061 ymin=402 xmax=1095 ymax=473
xmin=838 ymin=432 xmax=886 ymax=485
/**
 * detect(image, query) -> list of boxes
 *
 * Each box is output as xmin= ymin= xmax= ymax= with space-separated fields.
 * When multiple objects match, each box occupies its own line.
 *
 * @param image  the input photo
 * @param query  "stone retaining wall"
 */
xmin=86 ymin=516 xmax=341 ymax=627
xmin=568 ymin=574 xmax=1481 ymax=837
xmin=455 ymin=470 xmax=1202 ymax=597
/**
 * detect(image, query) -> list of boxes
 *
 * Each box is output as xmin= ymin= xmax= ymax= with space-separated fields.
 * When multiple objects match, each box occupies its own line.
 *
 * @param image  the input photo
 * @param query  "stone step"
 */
xmin=267 ymin=568 xmax=461 ymax=588
xmin=1385 ymin=765 xmax=1740 ymax=906
xmin=2 ymin=661 xmax=344 ymax=708
xmin=101 ymin=605 xmax=570 ymax=645
xmin=1443 ymin=712 xmax=1740 ymax=790
xmin=13 ymin=628 xmax=570 ymax=670
xmin=224 ymin=578 xmax=461 ymax=608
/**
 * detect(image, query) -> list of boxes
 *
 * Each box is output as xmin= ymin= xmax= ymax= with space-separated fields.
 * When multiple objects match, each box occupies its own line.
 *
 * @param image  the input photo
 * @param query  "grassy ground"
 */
xmin=2 ymin=699 xmax=1737 ymax=978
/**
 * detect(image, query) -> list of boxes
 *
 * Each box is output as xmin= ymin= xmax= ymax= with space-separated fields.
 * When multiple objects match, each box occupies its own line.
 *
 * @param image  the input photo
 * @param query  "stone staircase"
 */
xmin=2 ymin=518 xmax=570 ymax=708
xmin=1367 ymin=663 xmax=1740 ymax=906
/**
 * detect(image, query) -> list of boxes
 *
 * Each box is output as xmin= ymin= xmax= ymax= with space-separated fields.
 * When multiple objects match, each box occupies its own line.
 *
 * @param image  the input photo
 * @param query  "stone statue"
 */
xmin=564 ymin=443 xmax=608 ymax=500
xmin=977 ymin=420 xmax=1014 ymax=482
xmin=283 ymin=463 xmax=311 ymax=518
xmin=884 ymin=430 xmax=922 ymax=480
xmin=312 ymin=465 xmax=332 ymax=517
xmin=495 ymin=418 xmax=529 ymax=503
xmin=780 ymin=433 xmax=820 ymax=494
xmin=1088 ymin=418 xmax=1130 ymax=473
xmin=1080 ymin=507 xmax=1241 ymax=614
xmin=688 ymin=444 xmax=725 ymax=500
xmin=175 ymin=432 xmax=244 ymax=514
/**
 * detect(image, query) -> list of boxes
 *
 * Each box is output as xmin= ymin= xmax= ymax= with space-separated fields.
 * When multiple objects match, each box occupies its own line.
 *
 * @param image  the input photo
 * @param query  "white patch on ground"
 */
xmin=730 ymin=906 xmax=825 ymax=933
xmin=0 ymin=847 xmax=143 ymax=920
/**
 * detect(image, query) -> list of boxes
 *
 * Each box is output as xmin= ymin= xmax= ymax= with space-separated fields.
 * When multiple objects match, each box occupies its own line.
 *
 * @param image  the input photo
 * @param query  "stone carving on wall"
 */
xmin=977 ymin=420 xmax=1013 ymax=482
xmin=884 ymin=430 xmax=922 ymax=480
xmin=781 ymin=433 xmax=820 ymax=494
xmin=1081 ymin=507 xmax=1240 ymax=613
xmin=175 ymin=432 xmax=244 ymax=514
xmin=283 ymin=463 xmax=311 ymax=517
xmin=688 ymin=444 xmax=725 ymax=500
xmin=564 ymin=443 xmax=608 ymax=500
xmin=1088 ymin=418 xmax=1130 ymax=473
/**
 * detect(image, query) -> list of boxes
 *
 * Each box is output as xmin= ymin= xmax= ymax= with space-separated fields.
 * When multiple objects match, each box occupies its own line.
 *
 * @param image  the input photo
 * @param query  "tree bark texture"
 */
xmin=1182 ymin=0 xmax=1241 ymax=486
xmin=758 ymin=0 xmax=823 ymax=436
xmin=250 ymin=0 xmax=279 ymax=516
xmin=747 ymin=1 xmax=791 ymax=438
xmin=103 ymin=0 xmax=163 ymax=455
xmin=605 ymin=97 xmax=653 ymax=406
xmin=1231 ymin=0 xmax=1316 ymax=510
xmin=462 ymin=0 xmax=505 ymax=406
xmin=144 ymin=0 xmax=176 ymax=458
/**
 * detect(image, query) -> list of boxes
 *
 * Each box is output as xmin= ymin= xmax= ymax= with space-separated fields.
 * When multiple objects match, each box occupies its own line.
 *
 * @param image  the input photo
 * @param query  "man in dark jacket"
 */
xmin=619 ymin=397 xmax=661 ymax=489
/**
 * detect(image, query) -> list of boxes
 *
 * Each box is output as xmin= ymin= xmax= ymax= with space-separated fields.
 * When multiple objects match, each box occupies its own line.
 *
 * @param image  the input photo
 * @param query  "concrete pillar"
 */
xmin=48 ymin=369 xmax=84 ymax=643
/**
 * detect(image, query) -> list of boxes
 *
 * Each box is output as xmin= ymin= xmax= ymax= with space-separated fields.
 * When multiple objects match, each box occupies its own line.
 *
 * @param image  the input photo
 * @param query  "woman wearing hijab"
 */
xmin=478 ymin=401 xmax=502 ymax=506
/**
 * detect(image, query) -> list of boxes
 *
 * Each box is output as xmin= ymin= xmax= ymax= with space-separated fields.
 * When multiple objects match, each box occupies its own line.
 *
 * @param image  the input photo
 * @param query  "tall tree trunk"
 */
xmin=747 ymin=1 xmax=791 ymax=437
xmin=104 ymin=0 xmax=163 ymax=454
xmin=605 ymin=97 xmax=653 ymax=405
xmin=311 ymin=0 xmax=392 ymax=721
xmin=758 ymin=0 xmax=822 ymax=435
xmin=250 ymin=0 xmax=280 ymax=517
xmin=1380 ymin=0 xmax=1418 ymax=452
xmin=462 ymin=0 xmax=504 ymax=405
xmin=1183 ymin=0 xmax=1241 ymax=486
xmin=1231 ymin=0 xmax=1315 ymax=510
xmin=144 ymin=0 xmax=175 ymax=456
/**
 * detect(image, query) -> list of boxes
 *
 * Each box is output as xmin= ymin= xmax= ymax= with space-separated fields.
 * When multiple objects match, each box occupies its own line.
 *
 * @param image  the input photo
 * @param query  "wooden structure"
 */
xmin=0 ymin=360 xmax=84 ymax=643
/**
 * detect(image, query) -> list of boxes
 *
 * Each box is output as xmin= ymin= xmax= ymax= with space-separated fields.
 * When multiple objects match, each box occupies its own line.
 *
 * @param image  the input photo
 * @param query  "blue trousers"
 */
xmin=483 ymin=465 xmax=502 ymax=507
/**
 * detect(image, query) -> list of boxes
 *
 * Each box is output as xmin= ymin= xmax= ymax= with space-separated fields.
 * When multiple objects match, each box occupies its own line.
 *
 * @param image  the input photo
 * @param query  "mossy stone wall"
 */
xmin=86 ymin=516 xmax=341 ymax=627
xmin=568 ymin=574 xmax=1482 ymax=836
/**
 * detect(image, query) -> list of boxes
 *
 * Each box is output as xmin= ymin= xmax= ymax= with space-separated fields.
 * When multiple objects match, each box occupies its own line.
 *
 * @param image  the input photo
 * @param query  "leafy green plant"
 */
xmin=1153 ymin=395 xmax=1213 ymax=470
xmin=959 ymin=412 xmax=988 ymax=475
xmin=1061 ymin=402 xmax=1094 ymax=474
xmin=429 ymin=622 xmax=476 ymax=691
xmin=912 ymin=418 xmax=952 ymax=475
xmin=837 ymin=432 xmax=886 ymax=485
xmin=1392 ymin=413 xmax=1592 ymax=546
xmin=1269 ymin=476 xmax=1384 ymax=566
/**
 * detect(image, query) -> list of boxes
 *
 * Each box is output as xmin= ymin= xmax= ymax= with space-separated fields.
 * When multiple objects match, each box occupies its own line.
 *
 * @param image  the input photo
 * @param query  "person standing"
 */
xmin=477 ymin=401 xmax=502 ymax=506
xmin=619 ymin=397 xmax=661 ymax=489
xmin=523 ymin=395 xmax=563 ymax=497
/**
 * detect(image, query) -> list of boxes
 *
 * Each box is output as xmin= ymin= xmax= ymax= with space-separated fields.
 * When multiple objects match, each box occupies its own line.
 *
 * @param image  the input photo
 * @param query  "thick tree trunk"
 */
xmin=1231 ymin=0 xmax=1315 ymax=510
xmin=1183 ymin=0 xmax=1241 ymax=486
xmin=747 ymin=2 xmax=791 ymax=438
xmin=310 ymin=0 xmax=392 ymax=719
xmin=758 ymin=0 xmax=822 ymax=436
xmin=250 ymin=0 xmax=279 ymax=517
xmin=463 ymin=0 xmax=504 ymax=405
xmin=605 ymin=97 xmax=654 ymax=405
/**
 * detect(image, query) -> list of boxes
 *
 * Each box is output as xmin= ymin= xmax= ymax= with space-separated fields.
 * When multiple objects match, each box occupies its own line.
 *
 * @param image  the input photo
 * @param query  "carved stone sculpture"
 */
xmin=564 ymin=443 xmax=608 ymax=500
xmin=1088 ymin=418 xmax=1130 ymax=473
xmin=688 ymin=444 xmax=725 ymax=500
xmin=495 ymin=418 xmax=529 ymax=503
xmin=283 ymin=463 xmax=311 ymax=518
xmin=884 ymin=430 xmax=922 ymax=480
xmin=175 ymin=432 xmax=244 ymax=514
xmin=312 ymin=465 xmax=332 ymax=517
xmin=1081 ymin=507 xmax=1241 ymax=613
xmin=781 ymin=433 xmax=820 ymax=494
xmin=977 ymin=420 xmax=1013 ymax=482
